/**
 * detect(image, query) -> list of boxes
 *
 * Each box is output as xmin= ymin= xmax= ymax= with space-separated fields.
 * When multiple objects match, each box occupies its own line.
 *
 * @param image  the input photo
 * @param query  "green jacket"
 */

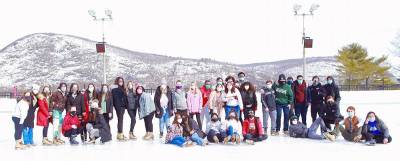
xmin=273 ymin=83 xmax=293 ymax=105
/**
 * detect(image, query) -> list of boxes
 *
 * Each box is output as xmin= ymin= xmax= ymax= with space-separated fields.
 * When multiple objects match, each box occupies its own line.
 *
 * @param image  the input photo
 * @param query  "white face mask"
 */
xmin=347 ymin=111 xmax=354 ymax=118
xmin=292 ymin=120 xmax=298 ymax=125
xmin=61 ymin=86 xmax=67 ymax=92
xmin=369 ymin=117 xmax=376 ymax=122
xmin=103 ymin=87 xmax=108 ymax=92
xmin=266 ymin=84 xmax=272 ymax=89
xmin=177 ymin=119 xmax=182 ymax=123
xmin=88 ymin=86 xmax=94 ymax=92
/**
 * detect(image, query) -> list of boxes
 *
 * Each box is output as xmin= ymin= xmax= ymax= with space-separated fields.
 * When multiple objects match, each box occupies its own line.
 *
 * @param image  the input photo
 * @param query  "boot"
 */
xmin=283 ymin=131 xmax=289 ymax=136
xmin=117 ymin=133 xmax=127 ymax=141
xmin=15 ymin=140 xmax=26 ymax=150
xmin=144 ymin=132 xmax=154 ymax=140
xmin=69 ymin=135 xmax=79 ymax=145
xmin=142 ymin=132 xmax=149 ymax=140
xmin=271 ymin=131 xmax=279 ymax=136
xmin=159 ymin=132 xmax=164 ymax=139
xmin=42 ymin=137 xmax=52 ymax=146
xmin=213 ymin=136 xmax=219 ymax=143
xmin=223 ymin=136 xmax=231 ymax=144
xmin=57 ymin=138 xmax=65 ymax=144
xmin=88 ymin=138 xmax=96 ymax=144
xmin=235 ymin=135 xmax=241 ymax=144
xmin=129 ymin=132 xmax=137 ymax=140
xmin=323 ymin=132 xmax=336 ymax=142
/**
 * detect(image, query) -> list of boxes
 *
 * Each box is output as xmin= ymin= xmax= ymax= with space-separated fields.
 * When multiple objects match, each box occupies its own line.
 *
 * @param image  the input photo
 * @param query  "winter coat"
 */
xmin=23 ymin=94 xmax=38 ymax=128
xmin=36 ymin=94 xmax=50 ymax=126
xmin=172 ymin=90 xmax=188 ymax=111
xmin=242 ymin=117 xmax=264 ymax=136
xmin=323 ymin=77 xmax=341 ymax=102
xmin=111 ymin=87 xmax=128 ymax=109
xmin=66 ymin=93 xmax=85 ymax=117
xmin=126 ymin=89 xmax=137 ymax=110
xmin=289 ymin=122 xmax=308 ymax=138
xmin=321 ymin=102 xmax=342 ymax=122
xmin=82 ymin=92 xmax=96 ymax=123
xmin=98 ymin=93 xmax=113 ymax=118
xmin=293 ymin=81 xmax=308 ymax=105
xmin=138 ymin=92 xmax=156 ymax=119
xmin=50 ymin=89 xmax=67 ymax=112
xmin=62 ymin=113 xmax=80 ymax=135
xmin=362 ymin=117 xmax=390 ymax=138
xmin=200 ymin=86 xmax=212 ymax=107
xmin=89 ymin=113 xmax=112 ymax=142
xmin=187 ymin=92 xmax=203 ymax=114
xmin=240 ymin=90 xmax=258 ymax=111
xmin=273 ymin=83 xmax=294 ymax=105
xmin=154 ymin=86 xmax=174 ymax=118
xmin=208 ymin=91 xmax=225 ymax=112
xmin=307 ymin=83 xmax=326 ymax=105
xmin=223 ymin=88 xmax=243 ymax=109
xmin=261 ymin=87 xmax=277 ymax=111
xmin=205 ymin=120 xmax=225 ymax=134
xmin=166 ymin=123 xmax=184 ymax=143
xmin=12 ymin=99 xmax=30 ymax=124
xmin=344 ymin=116 xmax=361 ymax=134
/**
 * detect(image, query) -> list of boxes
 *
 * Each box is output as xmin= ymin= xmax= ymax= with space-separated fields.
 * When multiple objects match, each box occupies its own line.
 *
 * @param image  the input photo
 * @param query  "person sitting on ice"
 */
xmin=320 ymin=96 xmax=343 ymax=130
xmin=331 ymin=106 xmax=362 ymax=142
xmin=205 ymin=113 xmax=227 ymax=144
xmin=62 ymin=106 xmax=82 ymax=145
xmin=242 ymin=110 xmax=267 ymax=145
xmin=361 ymin=111 xmax=392 ymax=146
xmin=223 ymin=110 xmax=242 ymax=144
xmin=86 ymin=99 xmax=112 ymax=144
xmin=288 ymin=115 xmax=335 ymax=141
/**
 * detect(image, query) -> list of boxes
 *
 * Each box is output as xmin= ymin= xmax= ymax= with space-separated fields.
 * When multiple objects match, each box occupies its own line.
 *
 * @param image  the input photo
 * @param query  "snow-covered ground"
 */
xmin=0 ymin=90 xmax=398 ymax=161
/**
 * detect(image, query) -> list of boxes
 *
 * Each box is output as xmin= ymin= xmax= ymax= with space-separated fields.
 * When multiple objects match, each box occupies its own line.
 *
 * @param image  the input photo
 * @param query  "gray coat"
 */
xmin=261 ymin=87 xmax=277 ymax=111
xmin=127 ymin=90 xmax=136 ymax=110
xmin=289 ymin=123 xmax=308 ymax=138
xmin=138 ymin=92 xmax=156 ymax=119
xmin=173 ymin=90 xmax=188 ymax=110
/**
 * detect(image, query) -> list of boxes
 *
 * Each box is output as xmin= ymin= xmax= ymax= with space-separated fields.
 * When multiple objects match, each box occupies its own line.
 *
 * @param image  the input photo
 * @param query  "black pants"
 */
xmin=128 ymin=108 xmax=137 ymax=132
xmin=244 ymin=134 xmax=268 ymax=142
xmin=176 ymin=109 xmax=188 ymax=116
xmin=12 ymin=117 xmax=23 ymax=140
xmin=363 ymin=132 xmax=392 ymax=143
xmin=43 ymin=121 xmax=49 ymax=137
xmin=207 ymin=129 xmax=226 ymax=143
xmin=64 ymin=128 xmax=82 ymax=138
xmin=80 ymin=121 xmax=87 ymax=141
xmin=310 ymin=103 xmax=323 ymax=122
xmin=190 ymin=113 xmax=202 ymax=130
xmin=323 ymin=118 xmax=335 ymax=130
xmin=103 ymin=113 xmax=111 ymax=129
xmin=115 ymin=106 xmax=126 ymax=133
xmin=144 ymin=112 xmax=154 ymax=132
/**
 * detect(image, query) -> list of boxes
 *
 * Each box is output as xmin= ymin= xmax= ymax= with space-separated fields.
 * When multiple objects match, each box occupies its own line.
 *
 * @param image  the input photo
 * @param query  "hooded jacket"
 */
xmin=323 ymin=76 xmax=341 ymax=102
xmin=361 ymin=113 xmax=390 ymax=139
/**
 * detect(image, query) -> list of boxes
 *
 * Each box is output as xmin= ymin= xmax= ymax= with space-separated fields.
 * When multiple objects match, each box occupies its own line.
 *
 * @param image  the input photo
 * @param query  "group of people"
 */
xmin=11 ymin=72 xmax=392 ymax=149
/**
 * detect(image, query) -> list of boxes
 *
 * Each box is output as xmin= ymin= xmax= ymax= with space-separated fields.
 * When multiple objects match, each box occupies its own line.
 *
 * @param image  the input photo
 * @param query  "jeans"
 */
xmin=191 ymin=133 xmax=204 ymax=145
xmin=295 ymin=103 xmax=308 ymax=125
xmin=244 ymin=134 xmax=268 ymax=142
xmin=22 ymin=127 xmax=34 ymax=145
xmin=262 ymin=109 xmax=277 ymax=132
xmin=159 ymin=106 xmax=170 ymax=134
xmin=200 ymin=106 xmax=211 ymax=130
xmin=12 ymin=117 xmax=23 ymax=140
xmin=169 ymin=136 xmax=186 ymax=147
xmin=276 ymin=104 xmax=289 ymax=131
xmin=207 ymin=129 xmax=227 ymax=142
xmin=52 ymin=110 xmax=63 ymax=139
xmin=307 ymin=117 xmax=328 ymax=140
xmin=190 ymin=113 xmax=202 ymax=130
xmin=225 ymin=105 xmax=240 ymax=120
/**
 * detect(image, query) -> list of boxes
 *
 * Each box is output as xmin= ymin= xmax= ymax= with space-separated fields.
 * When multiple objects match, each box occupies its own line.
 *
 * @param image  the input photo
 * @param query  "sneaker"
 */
xmin=129 ymin=132 xmax=137 ymax=140
xmin=353 ymin=135 xmax=362 ymax=142
xmin=283 ymin=131 xmax=289 ymax=136
xmin=323 ymin=132 xmax=336 ymax=141
xmin=365 ymin=139 xmax=376 ymax=146
xmin=117 ymin=133 xmax=128 ymax=141
xmin=15 ymin=140 xmax=26 ymax=150
xmin=42 ymin=138 xmax=52 ymax=146
xmin=245 ymin=139 xmax=255 ymax=145
xmin=213 ymin=136 xmax=219 ymax=143
xmin=271 ymin=131 xmax=278 ymax=136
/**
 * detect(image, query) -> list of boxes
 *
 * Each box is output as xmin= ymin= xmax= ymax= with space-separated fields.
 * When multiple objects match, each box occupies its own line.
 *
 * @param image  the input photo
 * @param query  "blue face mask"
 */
xmin=327 ymin=80 xmax=333 ymax=84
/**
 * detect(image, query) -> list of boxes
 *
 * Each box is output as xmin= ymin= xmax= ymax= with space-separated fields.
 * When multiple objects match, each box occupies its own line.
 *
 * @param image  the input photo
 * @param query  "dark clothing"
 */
xmin=128 ymin=108 xmax=137 ymax=132
xmin=115 ymin=106 xmax=125 ymax=133
xmin=207 ymin=129 xmax=227 ymax=143
xmin=112 ymin=87 xmax=128 ymax=109
xmin=240 ymin=91 xmax=258 ymax=119
xmin=127 ymin=90 xmax=137 ymax=110
xmin=261 ymin=88 xmax=277 ymax=111
xmin=244 ymin=134 xmax=268 ymax=142
xmin=289 ymin=122 xmax=308 ymax=138
xmin=154 ymin=86 xmax=174 ymax=118
xmin=323 ymin=78 xmax=341 ymax=103
xmin=307 ymin=83 xmax=326 ymax=105
xmin=64 ymin=128 xmax=82 ymax=137
xmin=310 ymin=103 xmax=323 ymax=122
xmin=23 ymin=95 xmax=38 ymax=128
xmin=89 ymin=113 xmax=112 ymax=143
xmin=321 ymin=102 xmax=342 ymax=130
xmin=362 ymin=118 xmax=391 ymax=142
xmin=12 ymin=117 xmax=23 ymax=140
xmin=66 ymin=93 xmax=85 ymax=116
xmin=50 ymin=90 xmax=67 ymax=112
xmin=190 ymin=113 xmax=202 ymax=130
xmin=276 ymin=104 xmax=289 ymax=131
xmin=294 ymin=104 xmax=308 ymax=125
xmin=144 ymin=112 xmax=154 ymax=132
xmin=182 ymin=118 xmax=205 ymax=139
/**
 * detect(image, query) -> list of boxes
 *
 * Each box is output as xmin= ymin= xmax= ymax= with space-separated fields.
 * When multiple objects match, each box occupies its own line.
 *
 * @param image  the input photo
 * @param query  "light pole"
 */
xmin=88 ymin=9 xmax=113 ymax=84
xmin=293 ymin=4 xmax=319 ymax=80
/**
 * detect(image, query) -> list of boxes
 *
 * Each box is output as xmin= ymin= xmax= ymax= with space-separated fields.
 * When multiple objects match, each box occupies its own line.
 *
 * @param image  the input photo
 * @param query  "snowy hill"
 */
xmin=0 ymin=33 xmax=398 ymax=88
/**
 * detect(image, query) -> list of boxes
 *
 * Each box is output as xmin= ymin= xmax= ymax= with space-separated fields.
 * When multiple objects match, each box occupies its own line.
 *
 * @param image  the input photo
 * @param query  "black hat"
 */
xmin=238 ymin=72 xmax=245 ymax=77
xmin=290 ymin=115 xmax=298 ymax=121
xmin=278 ymin=74 xmax=286 ymax=81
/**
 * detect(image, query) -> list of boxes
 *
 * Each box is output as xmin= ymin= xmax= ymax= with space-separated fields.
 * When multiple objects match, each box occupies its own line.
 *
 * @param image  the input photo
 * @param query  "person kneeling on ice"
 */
xmin=165 ymin=113 xmax=193 ymax=147
xmin=62 ymin=106 xmax=82 ymax=145
xmin=242 ymin=110 xmax=268 ymax=145
xmin=361 ymin=111 xmax=392 ymax=146
xmin=331 ymin=106 xmax=362 ymax=142
xmin=223 ymin=110 xmax=242 ymax=144
xmin=320 ymin=96 xmax=343 ymax=130
xmin=181 ymin=113 xmax=207 ymax=146
xmin=288 ymin=116 xmax=335 ymax=141
xmin=205 ymin=113 xmax=227 ymax=144
xmin=86 ymin=99 xmax=112 ymax=144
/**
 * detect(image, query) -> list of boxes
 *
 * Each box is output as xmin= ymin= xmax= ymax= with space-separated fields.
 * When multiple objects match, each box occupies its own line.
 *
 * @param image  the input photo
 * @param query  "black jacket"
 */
xmin=289 ymin=122 xmax=308 ymax=138
xmin=90 ymin=113 xmax=112 ymax=143
xmin=154 ymin=86 xmax=174 ymax=118
xmin=66 ymin=93 xmax=85 ymax=116
xmin=240 ymin=91 xmax=257 ymax=111
xmin=321 ymin=102 xmax=342 ymax=122
xmin=323 ymin=78 xmax=341 ymax=102
xmin=23 ymin=95 xmax=38 ymax=128
xmin=111 ymin=87 xmax=128 ymax=109
xmin=307 ymin=83 xmax=326 ymax=104
xmin=261 ymin=88 xmax=276 ymax=111
xmin=127 ymin=89 xmax=137 ymax=110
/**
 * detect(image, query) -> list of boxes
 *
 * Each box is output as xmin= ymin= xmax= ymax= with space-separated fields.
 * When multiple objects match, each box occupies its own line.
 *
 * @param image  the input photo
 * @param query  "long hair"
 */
xmin=98 ymin=84 xmax=111 ymax=100
xmin=57 ymin=83 xmax=67 ymax=90
xmin=224 ymin=82 xmax=236 ymax=93
xmin=365 ymin=111 xmax=380 ymax=123
xmin=228 ymin=110 xmax=239 ymax=121
xmin=86 ymin=83 xmax=98 ymax=99
xmin=42 ymin=85 xmax=52 ymax=97
xmin=68 ymin=83 xmax=79 ymax=96
xmin=114 ymin=77 xmax=126 ymax=90
xmin=240 ymin=82 xmax=255 ymax=93
xmin=172 ymin=113 xmax=182 ymax=125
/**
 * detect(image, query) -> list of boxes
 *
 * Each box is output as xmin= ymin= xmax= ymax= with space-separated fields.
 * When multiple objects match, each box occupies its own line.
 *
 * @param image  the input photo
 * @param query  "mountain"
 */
xmin=0 ymin=33 xmax=397 ymax=89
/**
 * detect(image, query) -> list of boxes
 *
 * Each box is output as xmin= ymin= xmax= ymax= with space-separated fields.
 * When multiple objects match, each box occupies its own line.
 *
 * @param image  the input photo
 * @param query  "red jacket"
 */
xmin=82 ymin=93 xmax=90 ymax=123
xmin=242 ymin=117 xmax=264 ymax=136
xmin=293 ymin=81 xmax=307 ymax=104
xmin=62 ymin=113 xmax=80 ymax=135
xmin=36 ymin=94 xmax=50 ymax=126
xmin=200 ymin=86 xmax=212 ymax=107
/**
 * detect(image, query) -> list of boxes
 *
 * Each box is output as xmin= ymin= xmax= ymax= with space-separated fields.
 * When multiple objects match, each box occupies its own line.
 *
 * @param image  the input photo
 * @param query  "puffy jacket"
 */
xmin=62 ymin=113 xmax=80 ymax=135
xmin=242 ymin=117 xmax=264 ymax=136
xmin=200 ymin=86 xmax=212 ymax=107
xmin=36 ymin=94 xmax=50 ymax=126
xmin=321 ymin=102 xmax=342 ymax=122
xmin=111 ymin=87 xmax=128 ymax=108
xmin=187 ymin=92 xmax=203 ymax=114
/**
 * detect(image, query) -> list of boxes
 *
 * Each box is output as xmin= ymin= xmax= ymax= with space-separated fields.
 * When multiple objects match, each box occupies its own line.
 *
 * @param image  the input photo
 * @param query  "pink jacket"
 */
xmin=187 ymin=92 xmax=203 ymax=114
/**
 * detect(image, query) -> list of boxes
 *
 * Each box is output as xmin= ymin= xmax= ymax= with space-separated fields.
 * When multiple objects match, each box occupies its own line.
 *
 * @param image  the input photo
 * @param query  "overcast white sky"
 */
xmin=1 ymin=0 xmax=400 ymax=64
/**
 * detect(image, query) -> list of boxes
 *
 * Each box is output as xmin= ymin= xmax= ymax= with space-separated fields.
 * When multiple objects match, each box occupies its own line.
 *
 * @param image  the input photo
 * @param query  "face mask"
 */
xmin=229 ymin=114 xmax=235 ymax=119
xmin=88 ymin=86 xmax=94 ymax=92
xmin=176 ymin=86 xmax=182 ymax=90
xmin=266 ymin=84 xmax=272 ymax=89
xmin=212 ymin=117 xmax=218 ymax=122
xmin=249 ymin=114 xmax=254 ymax=118
xmin=368 ymin=117 xmax=376 ymax=122
xmin=347 ymin=111 xmax=354 ymax=118
xmin=244 ymin=85 xmax=249 ymax=90
xmin=239 ymin=77 xmax=245 ymax=81
xmin=61 ymin=86 xmax=67 ymax=92
xmin=205 ymin=85 xmax=211 ymax=89
xmin=217 ymin=82 xmax=223 ymax=85
xmin=103 ymin=87 xmax=108 ymax=92
xmin=128 ymin=84 xmax=133 ymax=89
xmin=327 ymin=80 xmax=333 ymax=84
xmin=297 ymin=79 xmax=303 ymax=84
xmin=33 ymin=90 xmax=39 ymax=95
xmin=70 ymin=111 xmax=76 ymax=116
xmin=292 ymin=120 xmax=298 ymax=125
xmin=177 ymin=119 xmax=182 ymax=123
xmin=287 ymin=80 xmax=293 ymax=85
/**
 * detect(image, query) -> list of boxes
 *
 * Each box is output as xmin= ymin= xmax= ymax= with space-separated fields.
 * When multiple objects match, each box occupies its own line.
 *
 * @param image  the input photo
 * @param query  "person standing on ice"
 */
xmin=98 ymin=84 xmax=113 ymax=135
xmin=323 ymin=76 xmax=341 ymax=109
xmin=50 ymin=83 xmax=68 ymax=145
xmin=66 ymin=83 xmax=86 ymax=143
xmin=126 ymin=81 xmax=138 ymax=140
xmin=288 ymin=116 xmax=335 ymax=141
xmin=223 ymin=78 xmax=243 ymax=122
xmin=172 ymin=80 xmax=188 ymax=116
xmin=331 ymin=106 xmax=363 ymax=142
xmin=111 ymin=77 xmax=129 ymax=141
xmin=362 ymin=111 xmax=392 ymax=146
xmin=62 ymin=106 xmax=82 ymax=145
xmin=237 ymin=72 xmax=246 ymax=87
xmin=240 ymin=82 xmax=258 ymax=119
xmin=307 ymin=76 xmax=326 ymax=122
xmin=12 ymin=92 xmax=30 ymax=149
xmin=154 ymin=78 xmax=174 ymax=139
xmin=208 ymin=83 xmax=226 ymax=117
xmin=81 ymin=83 xmax=97 ymax=142
xmin=137 ymin=85 xmax=156 ymax=140
xmin=22 ymin=84 xmax=40 ymax=146
xmin=292 ymin=75 xmax=308 ymax=125
xmin=200 ymin=80 xmax=212 ymax=130
xmin=187 ymin=82 xmax=203 ymax=130
xmin=273 ymin=74 xmax=294 ymax=136
xmin=260 ymin=80 xmax=278 ymax=136
xmin=36 ymin=85 xmax=52 ymax=145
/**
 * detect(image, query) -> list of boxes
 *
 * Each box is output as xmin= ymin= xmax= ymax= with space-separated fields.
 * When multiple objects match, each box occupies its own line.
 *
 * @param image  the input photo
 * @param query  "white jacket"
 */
xmin=225 ymin=119 xmax=242 ymax=136
xmin=12 ymin=99 xmax=29 ymax=124
xmin=224 ymin=88 xmax=243 ymax=109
